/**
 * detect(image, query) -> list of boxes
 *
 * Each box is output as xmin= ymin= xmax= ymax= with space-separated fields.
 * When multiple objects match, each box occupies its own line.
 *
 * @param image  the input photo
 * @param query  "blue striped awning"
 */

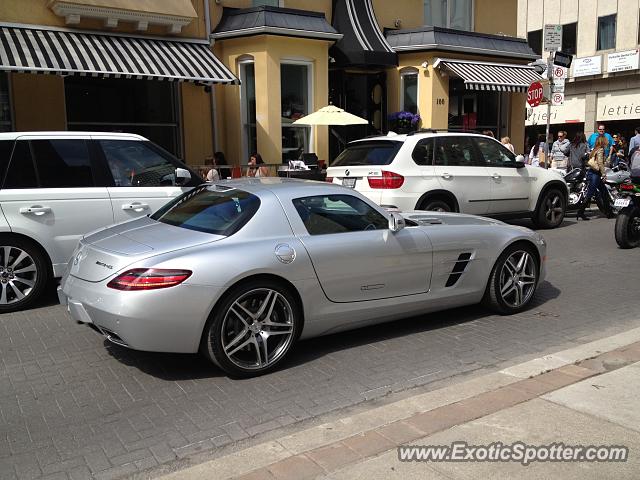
xmin=435 ymin=58 xmax=540 ymax=92
xmin=0 ymin=23 xmax=239 ymax=85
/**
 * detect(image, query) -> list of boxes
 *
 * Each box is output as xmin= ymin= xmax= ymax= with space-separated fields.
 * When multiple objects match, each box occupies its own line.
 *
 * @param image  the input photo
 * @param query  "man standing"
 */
xmin=588 ymin=124 xmax=615 ymax=157
xmin=550 ymin=131 xmax=570 ymax=170
xmin=629 ymin=126 xmax=640 ymax=155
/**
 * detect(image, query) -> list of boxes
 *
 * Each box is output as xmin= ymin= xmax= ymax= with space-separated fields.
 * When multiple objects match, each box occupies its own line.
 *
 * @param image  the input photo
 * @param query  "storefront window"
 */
xmin=240 ymin=61 xmax=257 ymax=161
xmin=448 ymin=79 xmax=499 ymax=133
xmin=424 ymin=0 xmax=473 ymax=31
xmin=0 ymin=73 xmax=12 ymax=132
xmin=400 ymin=70 xmax=418 ymax=115
xmin=281 ymin=63 xmax=311 ymax=163
xmin=65 ymin=77 xmax=181 ymax=158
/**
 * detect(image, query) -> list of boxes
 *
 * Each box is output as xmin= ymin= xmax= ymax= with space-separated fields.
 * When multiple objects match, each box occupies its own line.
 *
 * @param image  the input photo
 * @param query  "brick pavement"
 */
xmin=1 ymin=216 xmax=639 ymax=480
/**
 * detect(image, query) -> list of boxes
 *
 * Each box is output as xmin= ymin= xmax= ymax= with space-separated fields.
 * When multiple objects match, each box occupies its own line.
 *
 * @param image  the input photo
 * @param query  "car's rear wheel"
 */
xmin=532 ymin=188 xmax=565 ymax=229
xmin=0 ymin=237 xmax=48 ymax=313
xmin=482 ymin=243 xmax=539 ymax=315
xmin=421 ymin=198 xmax=453 ymax=212
xmin=202 ymin=279 xmax=302 ymax=378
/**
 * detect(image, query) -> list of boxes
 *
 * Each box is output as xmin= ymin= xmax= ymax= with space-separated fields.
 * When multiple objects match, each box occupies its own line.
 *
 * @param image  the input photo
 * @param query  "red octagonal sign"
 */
xmin=527 ymin=81 xmax=544 ymax=107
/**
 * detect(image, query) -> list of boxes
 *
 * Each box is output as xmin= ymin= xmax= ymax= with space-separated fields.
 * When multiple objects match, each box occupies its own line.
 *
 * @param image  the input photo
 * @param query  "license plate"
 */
xmin=614 ymin=198 xmax=631 ymax=208
xmin=342 ymin=177 xmax=356 ymax=188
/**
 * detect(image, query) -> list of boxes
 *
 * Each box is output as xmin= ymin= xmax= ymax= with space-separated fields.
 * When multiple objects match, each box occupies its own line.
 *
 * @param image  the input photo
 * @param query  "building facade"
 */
xmin=1 ymin=0 xmax=537 ymax=170
xmin=520 ymin=0 xmax=640 ymax=146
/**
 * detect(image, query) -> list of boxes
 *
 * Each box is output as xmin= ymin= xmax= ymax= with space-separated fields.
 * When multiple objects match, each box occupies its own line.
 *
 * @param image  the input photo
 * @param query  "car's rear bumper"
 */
xmin=59 ymin=275 xmax=219 ymax=353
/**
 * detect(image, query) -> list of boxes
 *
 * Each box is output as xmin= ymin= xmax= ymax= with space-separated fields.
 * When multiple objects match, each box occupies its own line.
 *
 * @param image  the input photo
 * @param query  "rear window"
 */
xmin=331 ymin=141 xmax=402 ymax=167
xmin=150 ymin=185 xmax=260 ymax=236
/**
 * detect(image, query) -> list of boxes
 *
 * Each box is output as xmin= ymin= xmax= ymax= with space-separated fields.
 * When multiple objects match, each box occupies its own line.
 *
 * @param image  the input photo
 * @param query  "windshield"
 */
xmin=331 ymin=141 xmax=402 ymax=167
xmin=151 ymin=185 xmax=260 ymax=236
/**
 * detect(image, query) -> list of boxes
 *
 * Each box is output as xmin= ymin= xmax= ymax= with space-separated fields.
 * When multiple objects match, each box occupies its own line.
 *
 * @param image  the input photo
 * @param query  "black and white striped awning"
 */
xmin=434 ymin=58 xmax=540 ymax=92
xmin=0 ymin=23 xmax=239 ymax=85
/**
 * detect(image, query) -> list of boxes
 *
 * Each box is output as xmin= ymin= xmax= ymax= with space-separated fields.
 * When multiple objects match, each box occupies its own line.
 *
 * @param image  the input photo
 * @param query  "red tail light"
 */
xmin=621 ymin=183 xmax=634 ymax=190
xmin=368 ymin=170 xmax=404 ymax=189
xmin=107 ymin=269 xmax=192 ymax=291
xmin=325 ymin=176 xmax=334 ymax=183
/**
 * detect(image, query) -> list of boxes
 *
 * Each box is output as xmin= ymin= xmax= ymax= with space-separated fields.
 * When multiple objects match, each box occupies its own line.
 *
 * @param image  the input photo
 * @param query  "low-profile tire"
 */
xmin=532 ymin=188 xmax=565 ymax=229
xmin=615 ymin=207 xmax=640 ymax=249
xmin=0 ymin=236 xmax=49 ymax=313
xmin=421 ymin=198 xmax=453 ymax=212
xmin=482 ymin=243 xmax=540 ymax=315
xmin=201 ymin=279 xmax=302 ymax=378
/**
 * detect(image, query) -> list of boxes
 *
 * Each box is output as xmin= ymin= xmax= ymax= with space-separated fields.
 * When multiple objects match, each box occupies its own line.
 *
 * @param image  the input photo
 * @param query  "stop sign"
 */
xmin=527 ymin=81 xmax=544 ymax=107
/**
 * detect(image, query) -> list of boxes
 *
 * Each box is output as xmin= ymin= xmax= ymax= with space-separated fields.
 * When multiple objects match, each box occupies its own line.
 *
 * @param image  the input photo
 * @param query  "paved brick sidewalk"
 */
xmin=1 ymin=216 xmax=639 ymax=479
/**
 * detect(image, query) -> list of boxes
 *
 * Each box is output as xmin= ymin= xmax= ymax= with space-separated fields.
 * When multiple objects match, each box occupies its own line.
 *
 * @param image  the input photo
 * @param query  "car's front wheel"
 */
xmin=202 ymin=279 xmax=302 ymax=378
xmin=0 ymin=236 xmax=49 ymax=313
xmin=483 ymin=243 xmax=539 ymax=315
xmin=532 ymin=188 xmax=565 ymax=229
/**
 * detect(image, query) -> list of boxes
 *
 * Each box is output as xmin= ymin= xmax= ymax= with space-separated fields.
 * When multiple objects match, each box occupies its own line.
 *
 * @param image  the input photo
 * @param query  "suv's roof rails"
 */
xmin=406 ymin=128 xmax=439 ymax=136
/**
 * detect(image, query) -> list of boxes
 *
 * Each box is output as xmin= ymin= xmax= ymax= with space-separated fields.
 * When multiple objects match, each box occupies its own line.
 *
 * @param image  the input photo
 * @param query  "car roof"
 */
xmin=347 ymin=131 xmax=496 ymax=145
xmin=0 ymin=131 xmax=148 ymax=141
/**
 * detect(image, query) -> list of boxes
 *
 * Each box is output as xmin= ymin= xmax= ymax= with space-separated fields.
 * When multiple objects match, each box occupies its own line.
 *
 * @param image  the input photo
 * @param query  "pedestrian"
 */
xmin=587 ymin=124 xmax=614 ymax=157
xmin=482 ymin=130 xmax=495 ymax=138
xmin=528 ymin=135 xmax=545 ymax=167
xmin=246 ymin=153 xmax=269 ymax=178
xmin=213 ymin=151 xmax=231 ymax=179
xmin=568 ymin=132 xmax=588 ymax=171
xmin=610 ymin=134 xmax=626 ymax=168
xmin=501 ymin=136 xmax=515 ymax=153
xmin=550 ymin=130 xmax=570 ymax=170
xmin=577 ymin=136 xmax=612 ymax=221
xmin=628 ymin=126 xmax=640 ymax=156
xmin=204 ymin=155 xmax=219 ymax=182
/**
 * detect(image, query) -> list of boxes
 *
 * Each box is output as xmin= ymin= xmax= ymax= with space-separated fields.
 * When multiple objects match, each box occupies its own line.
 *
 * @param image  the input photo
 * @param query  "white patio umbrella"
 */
xmin=292 ymin=104 xmax=368 ymax=126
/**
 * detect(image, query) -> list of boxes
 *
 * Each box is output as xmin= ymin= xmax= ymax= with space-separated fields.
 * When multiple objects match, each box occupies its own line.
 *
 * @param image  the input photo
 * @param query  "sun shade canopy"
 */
xmin=0 ymin=23 xmax=239 ymax=85
xmin=435 ymin=58 xmax=541 ymax=92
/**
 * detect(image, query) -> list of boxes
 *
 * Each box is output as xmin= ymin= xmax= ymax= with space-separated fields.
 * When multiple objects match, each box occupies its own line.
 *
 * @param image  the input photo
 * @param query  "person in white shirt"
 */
xmin=501 ymin=136 xmax=515 ymax=153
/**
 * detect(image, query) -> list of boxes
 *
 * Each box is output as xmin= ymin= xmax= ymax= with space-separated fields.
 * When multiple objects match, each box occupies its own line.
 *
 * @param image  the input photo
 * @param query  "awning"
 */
xmin=434 ymin=58 xmax=540 ymax=92
xmin=330 ymin=0 xmax=397 ymax=68
xmin=0 ymin=23 xmax=239 ymax=85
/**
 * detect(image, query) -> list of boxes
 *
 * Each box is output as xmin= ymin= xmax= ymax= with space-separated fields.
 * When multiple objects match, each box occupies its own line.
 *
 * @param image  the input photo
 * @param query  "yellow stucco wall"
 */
xmin=11 ymin=74 xmax=66 ymax=131
xmin=180 ymin=83 xmax=214 ymax=166
xmin=372 ymin=0 xmax=424 ymax=30
xmin=215 ymin=35 xmax=330 ymax=169
xmin=474 ymin=0 xmax=517 ymax=36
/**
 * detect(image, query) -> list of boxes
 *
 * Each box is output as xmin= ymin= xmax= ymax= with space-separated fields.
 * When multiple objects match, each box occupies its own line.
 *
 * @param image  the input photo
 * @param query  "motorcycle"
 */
xmin=565 ymin=162 xmax=629 ymax=215
xmin=614 ymin=178 xmax=640 ymax=248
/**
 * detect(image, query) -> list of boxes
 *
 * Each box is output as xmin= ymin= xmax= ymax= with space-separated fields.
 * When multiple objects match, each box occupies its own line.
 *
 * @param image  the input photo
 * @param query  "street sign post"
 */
xmin=527 ymin=81 xmax=544 ymax=107
xmin=544 ymin=24 xmax=562 ymax=52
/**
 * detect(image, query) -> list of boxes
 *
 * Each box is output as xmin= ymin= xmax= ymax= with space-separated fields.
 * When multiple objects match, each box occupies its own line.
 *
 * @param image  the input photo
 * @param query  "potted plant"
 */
xmin=388 ymin=111 xmax=421 ymax=134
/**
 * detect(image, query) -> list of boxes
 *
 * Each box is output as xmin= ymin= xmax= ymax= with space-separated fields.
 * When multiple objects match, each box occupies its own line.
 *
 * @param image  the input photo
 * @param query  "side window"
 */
xmin=0 ymin=140 xmax=14 ymax=185
xmin=474 ymin=138 xmax=516 ymax=167
xmin=99 ymin=140 xmax=180 ymax=187
xmin=31 ymin=139 xmax=94 ymax=188
xmin=3 ymin=141 xmax=37 ymax=189
xmin=293 ymin=194 xmax=388 ymax=236
xmin=434 ymin=136 xmax=478 ymax=167
xmin=411 ymin=138 xmax=435 ymax=166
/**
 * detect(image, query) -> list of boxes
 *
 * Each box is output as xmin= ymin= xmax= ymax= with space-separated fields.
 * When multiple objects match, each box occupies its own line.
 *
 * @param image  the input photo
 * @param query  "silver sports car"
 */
xmin=59 ymin=178 xmax=547 ymax=377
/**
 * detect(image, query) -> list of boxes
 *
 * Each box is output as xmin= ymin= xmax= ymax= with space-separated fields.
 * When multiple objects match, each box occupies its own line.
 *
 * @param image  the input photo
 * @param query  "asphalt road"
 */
xmin=1 ymin=213 xmax=640 ymax=480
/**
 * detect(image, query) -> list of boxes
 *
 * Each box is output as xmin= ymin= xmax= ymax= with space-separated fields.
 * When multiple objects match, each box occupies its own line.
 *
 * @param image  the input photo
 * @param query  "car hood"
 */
xmin=69 ymin=216 xmax=223 ymax=282
xmin=401 ymin=211 xmax=506 ymax=227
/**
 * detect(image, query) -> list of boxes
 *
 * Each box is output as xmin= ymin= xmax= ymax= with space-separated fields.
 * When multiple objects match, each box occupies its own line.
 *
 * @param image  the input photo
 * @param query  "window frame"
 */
xmin=527 ymin=29 xmax=543 ymax=56
xmin=424 ymin=0 xmax=475 ymax=31
xmin=597 ymin=14 xmax=617 ymax=51
xmin=434 ymin=135 xmax=481 ymax=167
xmin=280 ymin=59 xmax=314 ymax=163
xmin=400 ymin=68 xmax=419 ymax=115
xmin=239 ymin=57 xmax=257 ymax=164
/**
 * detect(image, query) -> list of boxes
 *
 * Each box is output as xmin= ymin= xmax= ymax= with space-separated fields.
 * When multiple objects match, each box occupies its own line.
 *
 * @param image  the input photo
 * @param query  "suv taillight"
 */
xmin=368 ymin=171 xmax=404 ymax=189
xmin=107 ymin=269 xmax=192 ymax=290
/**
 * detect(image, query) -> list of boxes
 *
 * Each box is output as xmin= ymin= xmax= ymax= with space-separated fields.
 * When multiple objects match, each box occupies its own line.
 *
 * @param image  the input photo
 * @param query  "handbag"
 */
xmin=587 ymin=151 xmax=599 ymax=171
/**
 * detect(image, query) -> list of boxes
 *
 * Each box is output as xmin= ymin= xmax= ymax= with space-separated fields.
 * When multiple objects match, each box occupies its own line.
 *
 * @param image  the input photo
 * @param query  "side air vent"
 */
xmin=445 ymin=253 xmax=472 ymax=287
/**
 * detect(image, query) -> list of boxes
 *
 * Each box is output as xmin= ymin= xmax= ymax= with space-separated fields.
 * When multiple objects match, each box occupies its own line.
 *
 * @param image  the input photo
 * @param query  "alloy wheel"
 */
xmin=0 ymin=246 xmax=38 ymax=305
xmin=544 ymin=193 xmax=563 ymax=224
xmin=498 ymin=250 xmax=537 ymax=308
xmin=220 ymin=288 xmax=295 ymax=370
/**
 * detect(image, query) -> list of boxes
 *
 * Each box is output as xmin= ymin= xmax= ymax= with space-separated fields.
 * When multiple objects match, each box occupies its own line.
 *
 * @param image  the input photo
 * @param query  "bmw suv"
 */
xmin=0 ymin=132 xmax=201 ymax=312
xmin=327 ymin=131 xmax=567 ymax=229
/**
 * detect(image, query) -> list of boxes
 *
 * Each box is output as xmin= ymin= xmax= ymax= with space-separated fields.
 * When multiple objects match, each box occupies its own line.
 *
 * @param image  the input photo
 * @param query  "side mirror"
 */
xmin=389 ymin=212 xmax=406 ymax=232
xmin=175 ymin=167 xmax=191 ymax=185
xmin=515 ymin=154 xmax=526 ymax=168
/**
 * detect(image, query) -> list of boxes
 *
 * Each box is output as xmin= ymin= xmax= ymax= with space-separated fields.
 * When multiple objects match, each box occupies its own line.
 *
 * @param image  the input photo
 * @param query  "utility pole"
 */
xmin=545 ymin=54 xmax=553 ymax=169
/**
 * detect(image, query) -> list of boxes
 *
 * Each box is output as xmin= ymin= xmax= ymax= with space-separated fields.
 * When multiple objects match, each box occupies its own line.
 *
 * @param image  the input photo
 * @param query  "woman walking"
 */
xmin=576 ymin=136 xmax=610 ymax=221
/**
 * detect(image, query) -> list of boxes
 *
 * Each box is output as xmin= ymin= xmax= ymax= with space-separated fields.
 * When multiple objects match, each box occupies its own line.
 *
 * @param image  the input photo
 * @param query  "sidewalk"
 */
xmin=156 ymin=327 xmax=640 ymax=480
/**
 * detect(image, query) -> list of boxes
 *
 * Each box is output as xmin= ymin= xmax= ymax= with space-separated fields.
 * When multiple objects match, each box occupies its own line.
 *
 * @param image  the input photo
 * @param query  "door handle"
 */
xmin=19 ymin=206 xmax=51 ymax=215
xmin=441 ymin=173 xmax=452 ymax=179
xmin=121 ymin=203 xmax=149 ymax=211
xmin=492 ymin=173 xmax=501 ymax=180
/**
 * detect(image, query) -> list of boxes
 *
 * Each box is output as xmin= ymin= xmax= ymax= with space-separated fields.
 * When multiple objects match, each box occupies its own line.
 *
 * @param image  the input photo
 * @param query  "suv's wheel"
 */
xmin=0 ymin=237 xmax=49 ymax=313
xmin=421 ymin=198 xmax=453 ymax=212
xmin=532 ymin=188 xmax=565 ymax=229
xmin=482 ymin=243 xmax=539 ymax=315
xmin=201 ymin=279 xmax=302 ymax=378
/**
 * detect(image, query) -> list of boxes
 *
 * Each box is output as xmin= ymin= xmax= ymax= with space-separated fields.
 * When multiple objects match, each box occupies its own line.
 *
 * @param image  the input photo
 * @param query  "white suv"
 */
xmin=327 ymin=131 xmax=567 ymax=227
xmin=0 ymin=132 xmax=201 ymax=312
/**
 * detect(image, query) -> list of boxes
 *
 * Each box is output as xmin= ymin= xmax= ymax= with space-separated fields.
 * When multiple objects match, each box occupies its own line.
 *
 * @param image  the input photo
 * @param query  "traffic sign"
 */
xmin=553 ymin=65 xmax=567 ymax=79
xmin=527 ymin=81 xmax=544 ymax=107
xmin=552 ymin=78 xmax=565 ymax=93
xmin=544 ymin=24 xmax=563 ymax=52
xmin=554 ymin=51 xmax=573 ymax=68
xmin=552 ymin=92 xmax=564 ymax=105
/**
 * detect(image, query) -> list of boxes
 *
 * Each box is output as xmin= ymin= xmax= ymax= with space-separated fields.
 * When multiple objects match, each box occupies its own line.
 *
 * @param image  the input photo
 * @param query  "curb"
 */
xmin=156 ymin=325 xmax=640 ymax=480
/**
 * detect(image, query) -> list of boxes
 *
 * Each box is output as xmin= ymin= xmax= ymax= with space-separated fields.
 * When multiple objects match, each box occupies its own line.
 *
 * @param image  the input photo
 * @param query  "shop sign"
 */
xmin=597 ymin=90 xmax=640 ymax=121
xmin=607 ymin=49 xmax=639 ymax=73
xmin=525 ymin=95 xmax=586 ymax=126
xmin=572 ymin=55 xmax=602 ymax=77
